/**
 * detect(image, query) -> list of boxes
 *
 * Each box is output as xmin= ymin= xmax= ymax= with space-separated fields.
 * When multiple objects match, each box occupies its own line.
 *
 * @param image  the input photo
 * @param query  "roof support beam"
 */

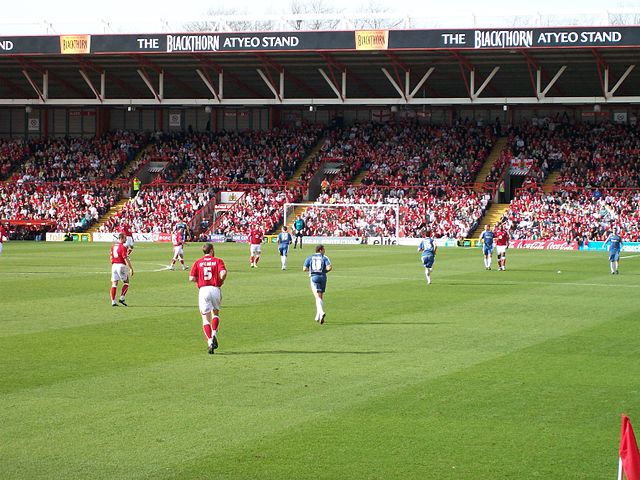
xmin=607 ymin=65 xmax=635 ymax=98
xmin=537 ymin=65 xmax=566 ymax=98
xmin=472 ymin=66 xmax=499 ymax=99
xmin=408 ymin=67 xmax=435 ymax=99
xmin=196 ymin=68 xmax=221 ymax=102
xmin=381 ymin=67 xmax=405 ymax=100
xmin=22 ymin=69 xmax=45 ymax=102
xmin=137 ymin=68 xmax=161 ymax=101
xmin=318 ymin=68 xmax=344 ymax=101
xmin=79 ymin=69 xmax=103 ymax=102
xmin=257 ymin=68 xmax=282 ymax=102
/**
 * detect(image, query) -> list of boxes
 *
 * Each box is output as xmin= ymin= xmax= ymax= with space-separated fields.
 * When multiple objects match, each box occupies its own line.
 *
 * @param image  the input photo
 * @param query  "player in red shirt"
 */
xmin=119 ymin=223 xmax=134 ymax=255
xmin=0 ymin=223 xmax=8 ymax=255
xmin=110 ymin=233 xmax=134 ymax=306
xmin=495 ymin=226 xmax=510 ymax=271
xmin=189 ymin=243 xmax=227 ymax=354
xmin=170 ymin=227 xmax=187 ymax=270
xmin=248 ymin=228 xmax=263 ymax=268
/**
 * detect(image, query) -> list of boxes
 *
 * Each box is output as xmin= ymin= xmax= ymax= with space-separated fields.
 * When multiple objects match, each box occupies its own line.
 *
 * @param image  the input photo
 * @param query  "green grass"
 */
xmin=1 ymin=241 xmax=639 ymax=479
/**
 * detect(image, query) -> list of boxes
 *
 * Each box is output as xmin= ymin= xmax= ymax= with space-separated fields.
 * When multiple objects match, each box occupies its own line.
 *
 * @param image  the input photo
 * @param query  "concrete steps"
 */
xmin=542 ymin=170 xmax=561 ymax=193
xmin=473 ymin=136 xmax=508 ymax=190
xmin=470 ymin=203 xmax=511 ymax=238
xmin=87 ymin=199 xmax=129 ymax=233
xmin=289 ymin=137 xmax=327 ymax=184
xmin=351 ymin=169 xmax=369 ymax=186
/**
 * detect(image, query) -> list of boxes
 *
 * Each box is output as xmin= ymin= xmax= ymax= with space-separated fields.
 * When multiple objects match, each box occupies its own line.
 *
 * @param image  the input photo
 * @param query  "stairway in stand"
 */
xmin=470 ymin=203 xmax=511 ymax=238
xmin=117 ymin=145 xmax=151 ymax=180
xmin=473 ymin=136 xmax=508 ymax=191
xmin=351 ymin=169 xmax=368 ymax=186
xmin=542 ymin=170 xmax=561 ymax=193
xmin=288 ymin=137 xmax=327 ymax=184
xmin=88 ymin=199 xmax=129 ymax=233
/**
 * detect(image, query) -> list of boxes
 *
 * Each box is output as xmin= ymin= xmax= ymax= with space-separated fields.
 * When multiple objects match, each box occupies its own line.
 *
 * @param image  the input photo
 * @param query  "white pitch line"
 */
xmin=0 ymin=264 xmax=174 ymax=275
xmin=620 ymin=254 xmax=640 ymax=259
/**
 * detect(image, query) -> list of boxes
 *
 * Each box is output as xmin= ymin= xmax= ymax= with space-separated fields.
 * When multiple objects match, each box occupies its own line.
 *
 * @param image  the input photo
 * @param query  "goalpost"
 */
xmin=283 ymin=202 xmax=401 ymax=240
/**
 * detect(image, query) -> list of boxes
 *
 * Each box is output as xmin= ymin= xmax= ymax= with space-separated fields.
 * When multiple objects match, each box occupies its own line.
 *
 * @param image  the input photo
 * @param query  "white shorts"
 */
xmin=198 ymin=286 xmax=222 ymax=314
xmin=125 ymin=236 xmax=134 ymax=248
xmin=250 ymin=244 xmax=261 ymax=255
xmin=111 ymin=263 xmax=129 ymax=282
xmin=0 ymin=243 xmax=3 ymax=254
xmin=496 ymin=246 xmax=507 ymax=255
xmin=173 ymin=245 xmax=183 ymax=258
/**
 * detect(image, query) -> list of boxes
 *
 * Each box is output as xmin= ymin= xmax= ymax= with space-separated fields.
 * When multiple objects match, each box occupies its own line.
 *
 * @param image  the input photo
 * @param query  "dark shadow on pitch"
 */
xmin=218 ymin=350 xmax=390 ymax=356
xmin=330 ymin=321 xmax=453 ymax=326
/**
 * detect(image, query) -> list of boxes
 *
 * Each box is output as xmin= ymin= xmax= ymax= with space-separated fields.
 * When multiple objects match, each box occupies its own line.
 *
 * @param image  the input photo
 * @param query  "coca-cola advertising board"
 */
xmin=510 ymin=240 xmax=578 ymax=250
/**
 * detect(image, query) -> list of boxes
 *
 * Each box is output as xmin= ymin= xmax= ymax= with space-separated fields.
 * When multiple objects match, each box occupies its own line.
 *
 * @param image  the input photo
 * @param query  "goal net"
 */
xmin=284 ymin=202 xmax=400 ymax=239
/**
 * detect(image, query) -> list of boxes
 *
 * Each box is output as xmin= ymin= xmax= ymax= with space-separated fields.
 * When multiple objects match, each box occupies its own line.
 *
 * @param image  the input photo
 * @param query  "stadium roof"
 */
xmin=0 ymin=26 xmax=639 ymax=106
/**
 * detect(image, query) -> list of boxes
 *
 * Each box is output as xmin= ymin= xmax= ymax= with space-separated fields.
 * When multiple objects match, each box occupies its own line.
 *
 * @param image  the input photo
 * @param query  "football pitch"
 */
xmin=1 ymin=241 xmax=639 ymax=479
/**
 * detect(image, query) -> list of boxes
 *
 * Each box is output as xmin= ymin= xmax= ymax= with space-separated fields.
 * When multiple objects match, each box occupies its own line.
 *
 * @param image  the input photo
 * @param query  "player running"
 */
xmin=293 ymin=216 xmax=305 ymax=249
xmin=119 ymin=222 xmax=134 ymax=255
xmin=170 ymin=226 xmax=187 ymax=270
xmin=495 ymin=226 xmax=510 ymax=271
xmin=603 ymin=227 xmax=623 ymax=274
xmin=303 ymin=244 xmax=332 ymax=324
xmin=110 ymin=233 xmax=134 ymax=307
xmin=479 ymin=224 xmax=495 ymax=270
xmin=277 ymin=225 xmax=293 ymax=270
xmin=248 ymin=228 xmax=263 ymax=268
xmin=418 ymin=230 xmax=437 ymax=284
xmin=189 ymin=243 xmax=227 ymax=354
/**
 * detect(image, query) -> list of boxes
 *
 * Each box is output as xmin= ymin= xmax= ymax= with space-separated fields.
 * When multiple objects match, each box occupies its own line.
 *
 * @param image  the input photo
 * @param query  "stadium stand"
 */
xmin=500 ymin=187 xmax=640 ymax=242
xmin=138 ymin=125 xmax=324 ymax=185
xmin=0 ymin=182 xmax=121 ymax=232
xmin=0 ymin=139 xmax=30 ymax=180
xmin=306 ymin=185 xmax=490 ymax=238
xmin=100 ymin=185 xmax=215 ymax=234
xmin=14 ymin=131 xmax=145 ymax=183
xmin=210 ymin=185 xmax=301 ymax=236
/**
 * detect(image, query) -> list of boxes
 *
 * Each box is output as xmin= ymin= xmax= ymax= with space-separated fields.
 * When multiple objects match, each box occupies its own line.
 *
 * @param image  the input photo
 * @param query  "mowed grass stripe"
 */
xmin=0 ymin=243 xmax=638 ymax=479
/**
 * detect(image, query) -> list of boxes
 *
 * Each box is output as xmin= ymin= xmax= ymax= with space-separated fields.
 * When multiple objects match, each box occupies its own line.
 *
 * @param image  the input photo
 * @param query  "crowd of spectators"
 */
xmin=211 ymin=186 xmax=300 ymax=236
xmin=139 ymin=125 xmax=323 ymax=185
xmin=304 ymin=185 xmax=489 ymax=238
xmin=101 ymin=185 xmax=215 ymax=234
xmin=555 ymin=123 xmax=640 ymax=188
xmin=15 ymin=131 xmax=145 ymax=183
xmin=0 ymin=182 xmax=121 ymax=232
xmin=0 ymin=139 xmax=30 ymax=179
xmin=299 ymin=121 xmax=495 ymax=189
xmin=500 ymin=187 xmax=640 ymax=242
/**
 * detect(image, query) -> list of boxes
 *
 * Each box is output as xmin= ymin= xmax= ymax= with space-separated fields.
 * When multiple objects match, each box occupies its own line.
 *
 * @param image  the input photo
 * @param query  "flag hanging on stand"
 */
xmin=619 ymin=415 xmax=640 ymax=480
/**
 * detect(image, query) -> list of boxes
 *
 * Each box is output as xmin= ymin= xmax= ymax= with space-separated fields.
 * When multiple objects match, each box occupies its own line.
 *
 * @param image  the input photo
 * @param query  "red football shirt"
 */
xmin=0 ymin=226 xmax=7 ymax=243
xmin=172 ymin=231 xmax=183 ymax=246
xmin=119 ymin=225 xmax=133 ymax=237
xmin=190 ymin=255 xmax=226 ymax=288
xmin=248 ymin=231 xmax=263 ymax=245
xmin=110 ymin=243 xmax=128 ymax=265
xmin=495 ymin=230 xmax=509 ymax=246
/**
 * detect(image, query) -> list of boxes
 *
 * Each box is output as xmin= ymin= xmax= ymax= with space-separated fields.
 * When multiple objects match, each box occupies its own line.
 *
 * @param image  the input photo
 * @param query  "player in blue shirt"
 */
xmin=303 ymin=244 xmax=332 ymax=324
xmin=603 ymin=227 xmax=623 ymax=274
xmin=277 ymin=226 xmax=293 ymax=270
xmin=479 ymin=224 xmax=495 ymax=270
xmin=418 ymin=230 xmax=437 ymax=285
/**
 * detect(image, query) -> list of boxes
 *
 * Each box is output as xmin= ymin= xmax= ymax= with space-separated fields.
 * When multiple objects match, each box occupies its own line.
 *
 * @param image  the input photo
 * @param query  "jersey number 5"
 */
xmin=112 ymin=246 xmax=119 ymax=258
xmin=203 ymin=266 xmax=213 ymax=281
